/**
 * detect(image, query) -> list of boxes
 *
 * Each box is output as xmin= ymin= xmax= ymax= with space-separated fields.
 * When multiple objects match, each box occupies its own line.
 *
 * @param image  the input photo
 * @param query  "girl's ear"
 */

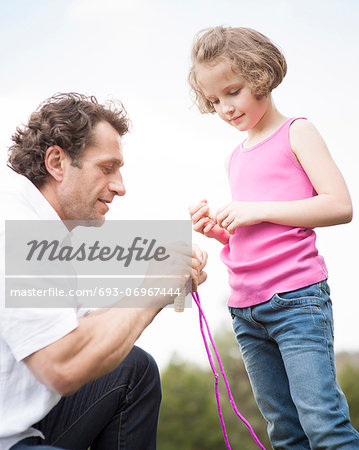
xmin=44 ymin=146 xmax=66 ymax=182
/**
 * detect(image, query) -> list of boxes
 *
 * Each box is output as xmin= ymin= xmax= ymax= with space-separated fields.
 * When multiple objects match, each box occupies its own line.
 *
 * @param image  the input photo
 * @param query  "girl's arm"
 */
xmin=216 ymin=120 xmax=352 ymax=233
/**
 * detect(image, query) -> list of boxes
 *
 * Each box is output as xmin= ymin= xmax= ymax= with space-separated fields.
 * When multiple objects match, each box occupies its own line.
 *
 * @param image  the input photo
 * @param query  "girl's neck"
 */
xmin=245 ymin=97 xmax=288 ymax=148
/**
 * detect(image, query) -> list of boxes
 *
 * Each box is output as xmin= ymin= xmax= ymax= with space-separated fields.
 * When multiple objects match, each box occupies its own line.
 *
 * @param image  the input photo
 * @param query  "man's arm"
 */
xmin=24 ymin=306 xmax=161 ymax=396
xmin=24 ymin=248 xmax=207 ymax=396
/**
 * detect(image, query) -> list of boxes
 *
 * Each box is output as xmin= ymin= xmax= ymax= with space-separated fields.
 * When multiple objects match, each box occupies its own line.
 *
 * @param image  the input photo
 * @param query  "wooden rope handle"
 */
xmin=174 ymin=288 xmax=186 ymax=312
xmin=174 ymin=279 xmax=195 ymax=312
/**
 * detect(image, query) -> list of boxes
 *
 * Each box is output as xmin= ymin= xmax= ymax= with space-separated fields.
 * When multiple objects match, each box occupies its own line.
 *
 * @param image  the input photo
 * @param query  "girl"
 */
xmin=188 ymin=26 xmax=359 ymax=449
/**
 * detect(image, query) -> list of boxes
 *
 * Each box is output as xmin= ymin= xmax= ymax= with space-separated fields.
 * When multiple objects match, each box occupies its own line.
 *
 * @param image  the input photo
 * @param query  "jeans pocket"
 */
xmin=271 ymin=283 xmax=326 ymax=329
xmin=276 ymin=282 xmax=321 ymax=301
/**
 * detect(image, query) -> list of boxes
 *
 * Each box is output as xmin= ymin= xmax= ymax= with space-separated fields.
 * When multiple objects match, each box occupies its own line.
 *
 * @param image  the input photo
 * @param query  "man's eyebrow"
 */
xmin=102 ymin=158 xmax=124 ymax=167
xmin=87 ymin=157 xmax=124 ymax=167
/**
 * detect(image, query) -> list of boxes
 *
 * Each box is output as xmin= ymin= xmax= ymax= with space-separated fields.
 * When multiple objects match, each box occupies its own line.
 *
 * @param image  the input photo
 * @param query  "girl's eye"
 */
xmin=229 ymin=89 xmax=240 ymax=96
xmin=209 ymin=99 xmax=219 ymax=106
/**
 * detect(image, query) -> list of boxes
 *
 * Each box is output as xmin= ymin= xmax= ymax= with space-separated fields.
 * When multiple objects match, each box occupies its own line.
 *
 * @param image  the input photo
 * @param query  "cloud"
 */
xmin=67 ymin=0 xmax=164 ymax=30
xmin=68 ymin=0 xmax=149 ymax=19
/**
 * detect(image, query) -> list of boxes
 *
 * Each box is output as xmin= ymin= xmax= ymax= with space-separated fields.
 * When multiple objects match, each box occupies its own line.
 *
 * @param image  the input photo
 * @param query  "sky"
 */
xmin=1 ymin=0 xmax=359 ymax=370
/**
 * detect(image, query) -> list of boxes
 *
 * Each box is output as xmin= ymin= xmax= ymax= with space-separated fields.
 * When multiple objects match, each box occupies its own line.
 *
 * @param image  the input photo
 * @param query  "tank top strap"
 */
xmin=286 ymin=116 xmax=308 ymax=128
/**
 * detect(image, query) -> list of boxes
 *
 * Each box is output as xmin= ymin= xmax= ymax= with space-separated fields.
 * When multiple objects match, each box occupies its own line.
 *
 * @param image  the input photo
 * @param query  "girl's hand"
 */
xmin=189 ymin=200 xmax=230 ymax=245
xmin=216 ymin=201 xmax=262 ymax=234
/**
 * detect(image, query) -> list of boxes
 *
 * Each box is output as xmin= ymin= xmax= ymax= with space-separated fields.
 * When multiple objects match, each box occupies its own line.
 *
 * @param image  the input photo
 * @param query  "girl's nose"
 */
xmin=222 ymin=102 xmax=235 ymax=115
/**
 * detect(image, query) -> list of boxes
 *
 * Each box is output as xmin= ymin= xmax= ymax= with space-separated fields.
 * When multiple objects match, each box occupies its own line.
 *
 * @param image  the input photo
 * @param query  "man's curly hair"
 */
xmin=8 ymin=93 xmax=130 ymax=187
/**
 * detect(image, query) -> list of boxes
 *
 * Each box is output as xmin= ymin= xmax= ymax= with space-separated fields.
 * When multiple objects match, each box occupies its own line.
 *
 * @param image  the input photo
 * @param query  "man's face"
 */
xmin=57 ymin=121 xmax=126 ymax=223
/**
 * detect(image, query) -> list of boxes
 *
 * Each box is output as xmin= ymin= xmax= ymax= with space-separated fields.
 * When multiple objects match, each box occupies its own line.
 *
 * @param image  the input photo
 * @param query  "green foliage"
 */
xmin=158 ymin=360 xmax=223 ymax=450
xmin=158 ymin=331 xmax=271 ymax=450
xmin=210 ymin=332 xmax=270 ymax=449
xmin=338 ymin=360 xmax=359 ymax=430
xmin=158 ymin=330 xmax=359 ymax=450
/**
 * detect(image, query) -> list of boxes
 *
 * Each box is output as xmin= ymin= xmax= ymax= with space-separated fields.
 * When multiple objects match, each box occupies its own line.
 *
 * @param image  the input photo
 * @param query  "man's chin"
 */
xmin=66 ymin=216 xmax=106 ymax=228
xmin=92 ymin=218 xmax=106 ymax=227
xmin=84 ymin=217 xmax=106 ymax=227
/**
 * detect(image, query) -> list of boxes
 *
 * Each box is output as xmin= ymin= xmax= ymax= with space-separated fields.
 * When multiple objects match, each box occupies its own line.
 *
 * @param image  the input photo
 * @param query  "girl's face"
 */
xmin=196 ymin=60 xmax=270 ymax=133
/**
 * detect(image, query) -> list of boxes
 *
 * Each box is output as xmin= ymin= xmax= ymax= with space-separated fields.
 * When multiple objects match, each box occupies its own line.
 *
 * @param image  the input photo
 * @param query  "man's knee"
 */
xmin=118 ymin=346 xmax=161 ymax=400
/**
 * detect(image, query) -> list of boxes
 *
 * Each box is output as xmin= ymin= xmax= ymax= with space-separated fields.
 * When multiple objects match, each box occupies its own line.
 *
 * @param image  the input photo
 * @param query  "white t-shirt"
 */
xmin=0 ymin=166 xmax=87 ymax=450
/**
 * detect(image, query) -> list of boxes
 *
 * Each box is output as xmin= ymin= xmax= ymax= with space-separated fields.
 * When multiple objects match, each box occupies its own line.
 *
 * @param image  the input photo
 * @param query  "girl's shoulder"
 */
xmin=289 ymin=118 xmax=327 ymax=162
xmin=289 ymin=117 xmax=318 ymax=139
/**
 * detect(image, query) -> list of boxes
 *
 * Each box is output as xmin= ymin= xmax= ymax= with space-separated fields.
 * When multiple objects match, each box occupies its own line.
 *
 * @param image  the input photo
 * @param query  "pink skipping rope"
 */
xmin=191 ymin=291 xmax=266 ymax=450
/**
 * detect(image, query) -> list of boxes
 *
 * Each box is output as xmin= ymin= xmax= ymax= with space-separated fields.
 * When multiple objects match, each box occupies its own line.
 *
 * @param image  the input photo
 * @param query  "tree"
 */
xmin=158 ymin=330 xmax=359 ymax=449
xmin=211 ymin=331 xmax=270 ymax=449
xmin=158 ymin=330 xmax=271 ymax=450
xmin=338 ymin=359 xmax=359 ymax=430
xmin=158 ymin=359 xmax=225 ymax=450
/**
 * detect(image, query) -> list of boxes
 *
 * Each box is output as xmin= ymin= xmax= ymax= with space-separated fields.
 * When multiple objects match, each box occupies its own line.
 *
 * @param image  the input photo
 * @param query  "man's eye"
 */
xmin=102 ymin=167 xmax=113 ymax=174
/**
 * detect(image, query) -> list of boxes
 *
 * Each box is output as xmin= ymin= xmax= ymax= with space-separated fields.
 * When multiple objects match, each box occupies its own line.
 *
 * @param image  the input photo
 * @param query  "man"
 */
xmin=0 ymin=93 xmax=207 ymax=450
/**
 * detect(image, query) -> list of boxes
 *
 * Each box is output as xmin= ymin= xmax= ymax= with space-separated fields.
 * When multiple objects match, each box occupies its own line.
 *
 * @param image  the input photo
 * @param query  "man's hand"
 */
xmin=142 ymin=242 xmax=207 ymax=305
xmin=191 ymin=243 xmax=208 ymax=292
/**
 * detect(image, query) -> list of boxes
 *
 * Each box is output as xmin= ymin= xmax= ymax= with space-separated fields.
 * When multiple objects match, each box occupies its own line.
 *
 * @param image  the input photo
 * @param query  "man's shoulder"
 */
xmin=0 ymin=165 xmax=59 ymax=220
xmin=0 ymin=165 xmax=40 ymax=219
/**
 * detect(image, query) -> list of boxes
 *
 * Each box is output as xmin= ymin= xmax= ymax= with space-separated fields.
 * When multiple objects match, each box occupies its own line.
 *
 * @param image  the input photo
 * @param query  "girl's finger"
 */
xmin=188 ymin=199 xmax=207 ymax=216
xmin=193 ymin=216 xmax=210 ymax=233
xmin=191 ymin=205 xmax=209 ymax=223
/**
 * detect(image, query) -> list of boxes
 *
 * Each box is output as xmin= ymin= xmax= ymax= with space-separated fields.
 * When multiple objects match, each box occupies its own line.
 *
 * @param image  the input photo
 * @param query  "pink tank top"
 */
xmin=220 ymin=117 xmax=328 ymax=308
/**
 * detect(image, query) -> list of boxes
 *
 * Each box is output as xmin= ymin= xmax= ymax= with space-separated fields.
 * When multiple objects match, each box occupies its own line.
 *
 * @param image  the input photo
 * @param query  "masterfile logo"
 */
xmin=5 ymin=220 xmax=192 ymax=308
xmin=26 ymin=237 xmax=169 ymax=267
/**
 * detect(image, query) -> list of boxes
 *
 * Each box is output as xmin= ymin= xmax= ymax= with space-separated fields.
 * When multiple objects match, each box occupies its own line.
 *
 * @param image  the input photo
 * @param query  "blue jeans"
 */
xmin=229 ymin=280 xmax=359 ymax=449
xmin=11 ymin=346 xmax=161 ymax=450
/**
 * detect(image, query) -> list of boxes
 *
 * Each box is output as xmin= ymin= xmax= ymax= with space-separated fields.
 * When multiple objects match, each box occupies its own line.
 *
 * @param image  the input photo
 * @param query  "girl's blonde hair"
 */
xmin=189 ymin=26 xmax=287 ymax=113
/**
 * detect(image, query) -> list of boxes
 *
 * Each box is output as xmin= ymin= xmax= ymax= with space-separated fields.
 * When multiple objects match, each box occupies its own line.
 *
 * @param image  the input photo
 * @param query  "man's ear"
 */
xmin=44 ymin=146 xmax=67 ymax=182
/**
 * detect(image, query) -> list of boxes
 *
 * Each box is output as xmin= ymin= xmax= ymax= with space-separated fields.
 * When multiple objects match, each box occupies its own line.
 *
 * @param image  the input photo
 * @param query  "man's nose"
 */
xmin=109 ymin=172 xmax=126 ymax=196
